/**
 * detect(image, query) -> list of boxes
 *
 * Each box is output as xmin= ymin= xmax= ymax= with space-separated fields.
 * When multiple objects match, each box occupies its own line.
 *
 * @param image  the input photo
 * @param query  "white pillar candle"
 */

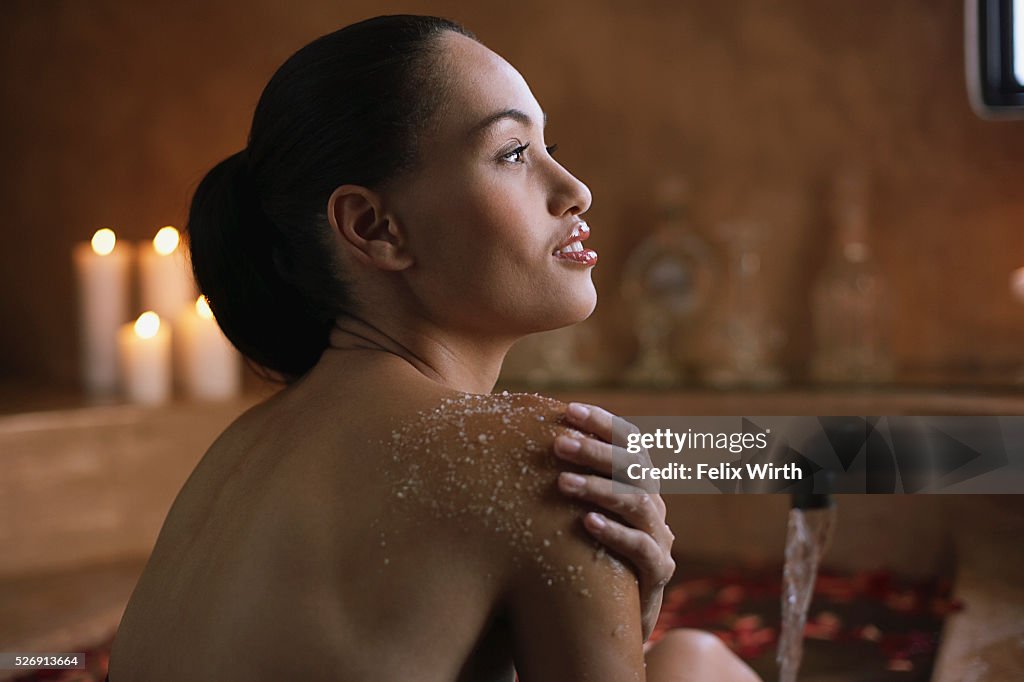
xmin=73 ymin=228 xmax=132 ymax=397
xmin=138 ymin=226 xmax=196 ymax=322
xmin=118 ymin=311 xmax=172 ymax=405
xmin=1011 ymin=266 xmax=1024 ymax=302
xmin=176 ymin=295 xmax=242 ymax=400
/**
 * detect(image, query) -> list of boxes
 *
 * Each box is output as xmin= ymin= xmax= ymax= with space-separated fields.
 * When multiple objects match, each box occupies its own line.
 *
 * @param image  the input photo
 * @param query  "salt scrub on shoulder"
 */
xmin=382 ymin=391 xmax=609 ymax=589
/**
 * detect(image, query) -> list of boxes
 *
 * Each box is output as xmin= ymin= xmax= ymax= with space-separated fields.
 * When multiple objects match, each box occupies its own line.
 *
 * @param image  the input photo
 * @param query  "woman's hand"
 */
xmin=553 ymin=402 xmax=676 ymax=642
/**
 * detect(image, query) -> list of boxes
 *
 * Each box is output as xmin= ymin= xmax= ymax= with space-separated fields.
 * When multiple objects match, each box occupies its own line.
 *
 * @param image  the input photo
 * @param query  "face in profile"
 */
xmin=384 ymin=31 xmax=596 ymax=339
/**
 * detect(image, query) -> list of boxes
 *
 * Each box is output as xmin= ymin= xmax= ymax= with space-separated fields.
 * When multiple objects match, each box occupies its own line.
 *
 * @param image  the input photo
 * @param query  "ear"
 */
xmin=327 ymin=184 xmax=414 ymax=271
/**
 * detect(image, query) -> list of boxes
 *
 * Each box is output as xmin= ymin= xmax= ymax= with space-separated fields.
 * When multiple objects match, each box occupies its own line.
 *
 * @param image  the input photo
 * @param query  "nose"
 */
xmin=548 ymin=159 xmax=593 ymax=218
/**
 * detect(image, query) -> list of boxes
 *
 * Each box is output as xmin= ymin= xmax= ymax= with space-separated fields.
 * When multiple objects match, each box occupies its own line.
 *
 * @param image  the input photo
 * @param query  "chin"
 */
xmin=574 ymin=285 xmax=598 ymax=321
xmin=536 ymin=282 xmax=597 ymax=331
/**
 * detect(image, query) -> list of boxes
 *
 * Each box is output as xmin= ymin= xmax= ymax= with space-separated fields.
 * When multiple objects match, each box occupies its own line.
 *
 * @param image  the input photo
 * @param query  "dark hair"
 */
xmin=186 ymin=15 xmax=476 ymax=384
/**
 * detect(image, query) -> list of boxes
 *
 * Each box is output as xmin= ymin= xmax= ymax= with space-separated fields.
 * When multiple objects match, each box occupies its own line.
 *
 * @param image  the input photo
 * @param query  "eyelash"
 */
xmin=502 ymin=142 xmax=559 ymax=164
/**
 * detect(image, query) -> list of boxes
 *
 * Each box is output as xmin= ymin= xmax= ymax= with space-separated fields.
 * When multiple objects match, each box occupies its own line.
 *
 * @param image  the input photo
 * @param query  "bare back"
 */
xmin=108 ymin=355 xmax=638 ymax=682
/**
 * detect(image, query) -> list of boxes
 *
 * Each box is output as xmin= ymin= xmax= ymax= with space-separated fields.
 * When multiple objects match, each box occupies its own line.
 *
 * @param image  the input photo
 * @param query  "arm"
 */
xmin=424 ymin=393 xmax=654 ymax=680
xmin=506 ymin=484 xmax=648 ymax=682
xmin=553 ymin=402 xmax=676 ymax=641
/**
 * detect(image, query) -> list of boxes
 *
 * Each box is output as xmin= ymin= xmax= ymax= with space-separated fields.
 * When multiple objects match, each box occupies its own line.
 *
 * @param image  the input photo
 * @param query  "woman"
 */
xmin=108 ymin=15 xmax=761 ymax=682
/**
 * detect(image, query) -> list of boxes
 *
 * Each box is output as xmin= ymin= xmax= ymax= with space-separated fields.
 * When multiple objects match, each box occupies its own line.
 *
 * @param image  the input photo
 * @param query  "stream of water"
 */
xmin=777 ymin=504 xmax=838 ymax=682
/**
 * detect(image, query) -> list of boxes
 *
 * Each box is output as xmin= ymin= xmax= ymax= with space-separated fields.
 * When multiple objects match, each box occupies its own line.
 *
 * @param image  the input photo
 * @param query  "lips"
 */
xmin=552 ymin=220 xmax=598 ymax=266
xmin=554 ymin=220 xmax=592 ymax=252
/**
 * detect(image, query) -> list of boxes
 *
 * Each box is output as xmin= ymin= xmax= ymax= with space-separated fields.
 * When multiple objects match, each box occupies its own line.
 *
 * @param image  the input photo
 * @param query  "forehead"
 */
xmin=433 ymin=32 xmax=544 ymax=139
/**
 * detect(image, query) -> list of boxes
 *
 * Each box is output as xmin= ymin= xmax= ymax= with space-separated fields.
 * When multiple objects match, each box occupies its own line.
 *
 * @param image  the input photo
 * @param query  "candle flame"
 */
xmin=196 ymin=295 xmax=215 ymax=320
xmin=91 ymin=228 xmax=116 ymax=256
xmin=153 ymin=226 xmax=180 ymax=255
xmin=134 ymin=311 xmax=161 ymax=339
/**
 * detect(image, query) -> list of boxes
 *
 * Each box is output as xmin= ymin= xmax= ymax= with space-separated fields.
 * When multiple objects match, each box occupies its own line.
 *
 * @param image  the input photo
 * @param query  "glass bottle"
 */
xmin=811 ymin=168 xmax=894 ymax=384
xmin=619 ymin=176 xmax=716 ymax=387
xmin=702 ymin=220 xmax=786 ymax=389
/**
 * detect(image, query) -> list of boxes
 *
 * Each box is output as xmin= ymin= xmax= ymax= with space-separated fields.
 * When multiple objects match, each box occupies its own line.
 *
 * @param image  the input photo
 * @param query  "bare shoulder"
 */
xmin=385 ymin=390 xmax=631 ymax=581
xmin=385 ymin=390 xmax=573 ymax=517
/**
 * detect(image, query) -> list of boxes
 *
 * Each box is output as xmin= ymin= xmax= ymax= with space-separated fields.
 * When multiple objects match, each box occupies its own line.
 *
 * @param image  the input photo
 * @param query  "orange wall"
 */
xmin=2 ymin=0 xmax=1023 ymax=388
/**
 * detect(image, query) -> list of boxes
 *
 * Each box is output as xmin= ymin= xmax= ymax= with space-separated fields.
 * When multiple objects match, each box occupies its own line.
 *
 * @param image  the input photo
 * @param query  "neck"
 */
xmin=324 ymin=314 xmax=515 ymax=395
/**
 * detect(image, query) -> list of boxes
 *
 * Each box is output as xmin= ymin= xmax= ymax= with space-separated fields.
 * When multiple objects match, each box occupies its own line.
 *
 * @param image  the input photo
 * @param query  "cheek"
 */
xmin=421 ymin=178 xmax=528 ymax=280
xmin=404 ymin=167 xmax=593 ymax=324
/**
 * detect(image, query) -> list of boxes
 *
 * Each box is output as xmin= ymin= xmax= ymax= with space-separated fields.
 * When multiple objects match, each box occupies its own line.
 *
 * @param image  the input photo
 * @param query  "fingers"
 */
xmin=650 ymin=492 xmax=667 ymax=517
xmin=582 ymin=511 xmax=676 ymax=586
xmin=554 ymin=433 xmax=657 ymax=493
xmin=557 ymin=472 xmax=670 ymax=545
xmin=564 ymin=402 xmax=639 ymax=448
xmin=553 ymin=433 xmax=615 ymax=475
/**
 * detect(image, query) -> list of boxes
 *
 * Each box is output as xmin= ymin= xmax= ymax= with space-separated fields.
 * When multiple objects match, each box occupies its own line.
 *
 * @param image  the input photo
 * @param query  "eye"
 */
xmin=500 ymin=142 xmax=560 ymax=164
xmin=502 ymin=143 xmax=530 ymax=164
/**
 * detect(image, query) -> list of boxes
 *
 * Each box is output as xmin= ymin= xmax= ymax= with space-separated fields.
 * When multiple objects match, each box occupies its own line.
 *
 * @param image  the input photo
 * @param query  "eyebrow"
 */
xmin=470 ymin=108 xmax=548 ymax=138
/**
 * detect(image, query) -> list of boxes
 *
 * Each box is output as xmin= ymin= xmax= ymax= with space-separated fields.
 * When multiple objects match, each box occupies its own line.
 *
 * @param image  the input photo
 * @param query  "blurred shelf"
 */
xmin=0 ymin=380 xmax=276 ymax=417
xmin=2 ymin=379 xmax=1023 ymax=418
xmin=519 ymin=385 xmax=1024 ymax=416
